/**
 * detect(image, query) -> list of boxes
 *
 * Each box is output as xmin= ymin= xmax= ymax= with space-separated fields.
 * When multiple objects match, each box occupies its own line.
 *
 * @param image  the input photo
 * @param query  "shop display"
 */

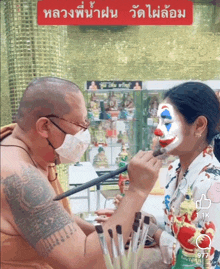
xmin=89 ymin=93 xmax=100 ymax=120
xmin=123 ymin=93 xmax=135 ymax=110
xmin=118 ymin=108 xmax=128 ymax=120
xmin=87 ymin=109 xmax=94 ymax=121
xmin=106 ymin=121 xmax=117 ymax=140
xmin=117 ymin=131 xmax=129 ymax=145
xmin=148 ymin=96 xmax=159 ymax=119
xmin=106 ymin=92 xmax=120 ymax=118
xmin=99 ymin=100 xmax=111 ymax=120
xmin=123 ymin=93 xmax=135 ymax=120
xmin=85 ymin=84 xmax=138 ymax=168
xmin=93 ymin=124 xmax=108 ymax=146
xmin=117 ymin=131 xmax=123 ymax=143
xmin=116 ymin=144 xmax=130 ymax=166
xmin=93 ymin=147 xmax=109 ymax=168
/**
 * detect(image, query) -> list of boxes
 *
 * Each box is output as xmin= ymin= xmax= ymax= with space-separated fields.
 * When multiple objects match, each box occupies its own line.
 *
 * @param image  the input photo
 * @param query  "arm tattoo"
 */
xmin=3 ymin=165 xmax=75 ymax=257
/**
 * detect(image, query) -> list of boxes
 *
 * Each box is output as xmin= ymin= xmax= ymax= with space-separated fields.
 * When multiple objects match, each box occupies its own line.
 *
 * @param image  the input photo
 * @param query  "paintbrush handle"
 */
xmin=120 ymin=255 xmax=128 ymax=269
xmin=53 ymin=165 xmax=127 ymax=201
xmin=127 ymin=240 xmax=132 ymax=261
xmin=137 ymin=245 xmax=144 ymax=267
xmin=129 ymin=252 xmax=138 ymax=269
xmin=53 ymin=148 xmax=164 ymax=201
xmin=103 ymin=254 xmax=114 ymax=269
xmin=113 ymin=257 xmax=121 ymax=269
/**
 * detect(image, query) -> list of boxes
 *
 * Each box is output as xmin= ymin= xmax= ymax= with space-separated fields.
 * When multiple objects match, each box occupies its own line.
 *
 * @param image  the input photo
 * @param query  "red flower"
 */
xmin=168 ymin=165 xmax=173 ymax=171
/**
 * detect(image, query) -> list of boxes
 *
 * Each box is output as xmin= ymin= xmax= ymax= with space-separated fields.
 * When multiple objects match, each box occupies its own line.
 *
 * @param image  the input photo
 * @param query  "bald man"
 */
xmin=1 ymin=77 xmax=162 ymax=269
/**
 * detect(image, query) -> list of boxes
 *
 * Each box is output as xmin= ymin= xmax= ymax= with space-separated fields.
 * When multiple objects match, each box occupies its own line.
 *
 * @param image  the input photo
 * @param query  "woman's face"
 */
xmin=154 ymin=99 xmax=194 ymax=155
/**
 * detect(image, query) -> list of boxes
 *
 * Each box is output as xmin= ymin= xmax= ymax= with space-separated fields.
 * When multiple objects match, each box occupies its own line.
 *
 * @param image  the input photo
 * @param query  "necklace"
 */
xmin=0 ymin=144 xmax=37 ymax=168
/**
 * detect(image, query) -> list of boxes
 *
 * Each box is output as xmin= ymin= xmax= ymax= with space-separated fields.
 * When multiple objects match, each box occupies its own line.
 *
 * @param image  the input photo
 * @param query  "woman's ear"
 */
xmin=35 ymin=117 xmax=51 ymax=138
xmin=194 ymin=116 xmax=208 ymax=136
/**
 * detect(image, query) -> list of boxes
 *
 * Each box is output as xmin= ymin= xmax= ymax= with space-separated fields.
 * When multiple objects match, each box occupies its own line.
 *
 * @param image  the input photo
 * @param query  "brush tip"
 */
xmin=135 ymin=212 xmax=142 ymax=219
xmin=132 ymin=223 xmax=139 ymax=233
xmin=134 ymin=219 xmax=140 ymax=226
xmin=144 ymin=216 xmax=150 ymax=225
xmin=116 ymin=225 xmax=122 ymax=234
xmin=153 ymin=148 xmax=166 ymax=157
xmin=95 ymin=224 xmax=103 ymax=234
xmin=108 ymin=229 xmax=113 ymax=238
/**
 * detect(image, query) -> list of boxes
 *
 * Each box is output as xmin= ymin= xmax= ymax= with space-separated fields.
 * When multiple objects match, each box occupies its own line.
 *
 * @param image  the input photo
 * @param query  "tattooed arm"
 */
xmin=2 ymin=151 xmax=161 ymax=269
xmin=2 ymin=165 xmax=79 ymax=254
xmin=2 ymin=164 xmax=88 ymax=266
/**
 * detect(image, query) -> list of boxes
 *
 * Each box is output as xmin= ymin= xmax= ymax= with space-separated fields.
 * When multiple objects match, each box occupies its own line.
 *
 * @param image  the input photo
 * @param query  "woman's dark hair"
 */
xmin=214 ymin=136 xmax=220 ymax=162
xmin=164 ymin=81 xmax=220 ymax=161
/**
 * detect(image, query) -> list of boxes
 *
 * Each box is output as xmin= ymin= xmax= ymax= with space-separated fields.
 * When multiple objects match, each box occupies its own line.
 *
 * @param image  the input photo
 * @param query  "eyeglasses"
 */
xmin=45 ymin=114 xmax=90 ymax=130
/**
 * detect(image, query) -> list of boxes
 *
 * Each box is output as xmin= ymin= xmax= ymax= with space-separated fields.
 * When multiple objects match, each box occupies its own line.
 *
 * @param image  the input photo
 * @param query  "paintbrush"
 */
xmin=135 ymin=212 xmax=142 ymax=221
xmin=95 ymin=225 xmax=114 ymax=269
xmin=133 ymin=219 xmax=140 ymax=250
xmin=129 ymin=222 xmax=139 ymax=269
xmin=134 ymin=212 xmax=141 ymax=242
xmin=137 ymin=216 xmax=150 ymax=261
xmin=134 ymin=218 xmax=141 ymax=250
xmin=116 ymin=225 xmax=127 ymax=269
xmin=108 ymin=229 xmax=120 ymax=269
xmin=53 ymin=147 xmax=166 ymax=201
xmin=127 ymin=214 xmax=141 ymax=265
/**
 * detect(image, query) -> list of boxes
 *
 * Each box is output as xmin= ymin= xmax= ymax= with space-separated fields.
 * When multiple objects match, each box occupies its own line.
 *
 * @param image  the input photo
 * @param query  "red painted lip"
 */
xmin=159 ymin=137 xmax=176 ymax=148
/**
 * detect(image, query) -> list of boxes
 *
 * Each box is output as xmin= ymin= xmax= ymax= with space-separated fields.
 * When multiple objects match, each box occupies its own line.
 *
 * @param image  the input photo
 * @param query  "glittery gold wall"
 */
xmin=2 ymin=0 xmax=68 ymax=122
xmin=1 ymin=0 xmax=69 ymax=191
xmin=1 ymin=2 xmax=11 ymax=126
xmin=66 ymin=4 xmax=220 ymax=91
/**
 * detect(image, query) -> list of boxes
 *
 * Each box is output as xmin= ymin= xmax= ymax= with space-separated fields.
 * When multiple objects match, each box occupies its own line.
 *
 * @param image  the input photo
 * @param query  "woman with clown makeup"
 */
xmin=152 ymin=81 xmax=220 ymax=269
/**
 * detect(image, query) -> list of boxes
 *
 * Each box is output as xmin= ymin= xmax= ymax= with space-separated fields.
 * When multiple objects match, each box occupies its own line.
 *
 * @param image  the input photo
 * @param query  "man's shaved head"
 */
xmin=16 ymin=77 xmax=81 ymax=131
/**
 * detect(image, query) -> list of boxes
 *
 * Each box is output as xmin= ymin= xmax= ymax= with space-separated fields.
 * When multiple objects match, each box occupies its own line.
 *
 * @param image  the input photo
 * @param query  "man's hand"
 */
xmin=128 ymin=151 xmax=162 ymax=197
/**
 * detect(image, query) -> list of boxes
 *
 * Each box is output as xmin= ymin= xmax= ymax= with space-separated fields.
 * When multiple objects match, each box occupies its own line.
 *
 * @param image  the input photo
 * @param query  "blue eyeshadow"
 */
xmin=161 ymin=109 xmax=172 ymax=120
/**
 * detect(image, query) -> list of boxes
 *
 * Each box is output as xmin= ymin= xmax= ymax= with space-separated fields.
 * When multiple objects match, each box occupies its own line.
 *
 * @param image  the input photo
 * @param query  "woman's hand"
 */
xmin=94 ymin=208 xmax=115 ymax=223
xmin=95 ymin=215 xmax=109 ymax=223
xmin=94 ymin=194 xmax=124 ymax=223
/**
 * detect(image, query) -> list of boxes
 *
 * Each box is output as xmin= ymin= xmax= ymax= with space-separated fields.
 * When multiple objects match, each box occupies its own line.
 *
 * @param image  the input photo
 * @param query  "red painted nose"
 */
xmin=154 ymin=129 xmax=164 ymax=137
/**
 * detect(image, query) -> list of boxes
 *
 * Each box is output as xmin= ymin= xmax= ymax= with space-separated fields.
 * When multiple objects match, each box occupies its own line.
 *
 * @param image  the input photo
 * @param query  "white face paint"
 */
xmin=154 ymin=103 xmax=183 ymax=152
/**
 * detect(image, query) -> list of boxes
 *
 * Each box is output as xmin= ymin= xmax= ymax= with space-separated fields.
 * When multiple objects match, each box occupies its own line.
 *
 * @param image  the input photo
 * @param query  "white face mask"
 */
xmin=154 ymin=103 xmax=183 ymax=152
xmin=55 ymin=129 xmax=91 ymax=164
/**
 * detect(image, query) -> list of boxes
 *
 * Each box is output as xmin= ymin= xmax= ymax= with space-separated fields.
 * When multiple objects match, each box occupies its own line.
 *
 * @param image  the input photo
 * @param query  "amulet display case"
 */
xmin=85 ymin=81 xmax=144 ymax=173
